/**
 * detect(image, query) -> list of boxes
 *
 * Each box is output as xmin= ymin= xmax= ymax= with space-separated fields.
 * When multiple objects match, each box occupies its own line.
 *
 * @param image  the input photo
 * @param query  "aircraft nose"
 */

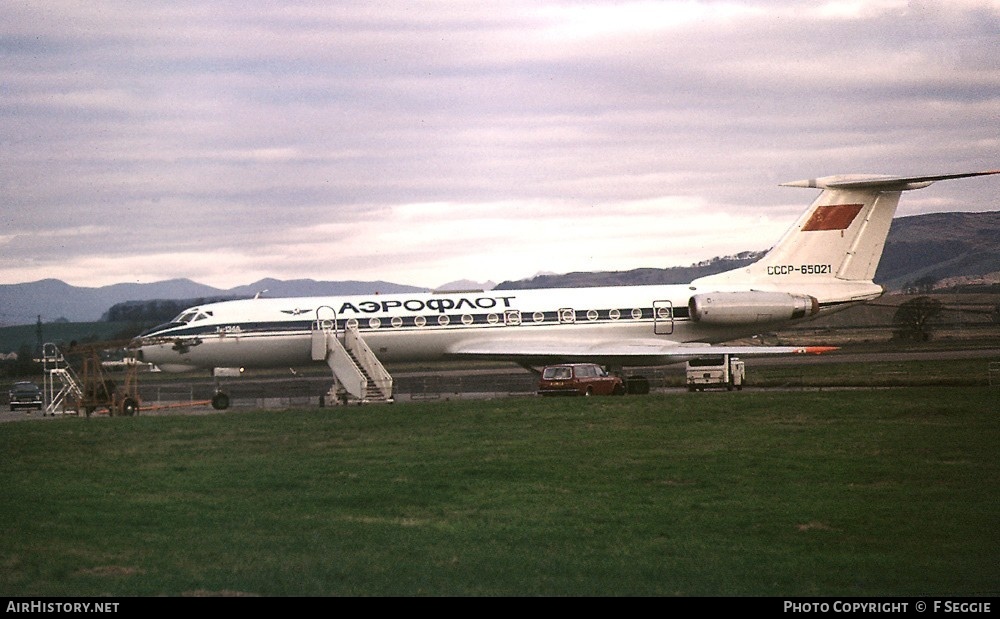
xmin=137 ymin=321 xmax=179 ymax=338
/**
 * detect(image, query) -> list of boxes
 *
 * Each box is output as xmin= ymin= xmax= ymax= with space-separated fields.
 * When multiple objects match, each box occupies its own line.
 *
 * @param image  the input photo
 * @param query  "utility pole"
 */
xmin=35 ymin=315 xmax=43 ymax=358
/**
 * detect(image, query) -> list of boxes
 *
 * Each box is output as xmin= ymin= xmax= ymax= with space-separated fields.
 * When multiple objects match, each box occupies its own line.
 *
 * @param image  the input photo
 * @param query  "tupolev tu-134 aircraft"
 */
xmin=134 ymin=170 xmax=999 ymax=407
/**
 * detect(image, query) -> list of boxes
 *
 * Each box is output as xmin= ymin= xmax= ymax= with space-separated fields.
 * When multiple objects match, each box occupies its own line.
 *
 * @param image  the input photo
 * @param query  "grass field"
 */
xmin=1 ymin=387 xmax=997 ymax=596
xmin=748 ymin=357 xmax=1000 ymax=388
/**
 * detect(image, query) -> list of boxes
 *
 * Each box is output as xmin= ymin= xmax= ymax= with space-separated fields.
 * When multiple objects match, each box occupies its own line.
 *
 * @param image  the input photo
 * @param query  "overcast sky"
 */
xmin=2 ymin=0 xmax=998 ymax=290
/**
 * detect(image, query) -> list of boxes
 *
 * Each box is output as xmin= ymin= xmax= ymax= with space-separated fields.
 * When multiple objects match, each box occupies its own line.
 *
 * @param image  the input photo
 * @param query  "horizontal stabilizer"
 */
xmin=781 ymin=170 xmax=1000 ymax=191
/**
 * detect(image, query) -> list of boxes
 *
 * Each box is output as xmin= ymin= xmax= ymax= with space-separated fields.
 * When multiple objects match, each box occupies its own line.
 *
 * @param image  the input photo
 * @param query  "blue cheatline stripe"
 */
xmin=144 ymin=306 xmax=692 ymax=339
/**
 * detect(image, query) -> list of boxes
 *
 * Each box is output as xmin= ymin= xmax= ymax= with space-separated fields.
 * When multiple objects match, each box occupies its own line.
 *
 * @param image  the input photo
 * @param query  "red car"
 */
xmin=538 ymin=363 xmax=625 ymax=397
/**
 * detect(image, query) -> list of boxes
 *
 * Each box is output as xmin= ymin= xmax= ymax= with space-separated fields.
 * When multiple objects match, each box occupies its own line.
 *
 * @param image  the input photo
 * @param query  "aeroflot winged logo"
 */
xmin=801 ymin=203 xmax=864 ymax=231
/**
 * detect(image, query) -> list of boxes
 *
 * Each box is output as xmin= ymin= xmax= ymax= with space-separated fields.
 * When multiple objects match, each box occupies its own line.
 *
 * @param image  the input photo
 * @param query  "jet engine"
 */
xmin=688 ymin=291 xmax=819 ymax=325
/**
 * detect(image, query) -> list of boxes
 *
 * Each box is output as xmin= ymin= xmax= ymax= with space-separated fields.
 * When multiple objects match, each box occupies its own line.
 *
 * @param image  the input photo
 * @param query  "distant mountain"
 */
xmin=435 ymin=279 xmax=497 ymax=291
xmin=0 ymin=278 xmax=225 ymax=327
xmin=224 ymin=278 xmax=427 ymax=299
xmin=872 ymin=211 xmax=1000 ymax=290
xmin=495 ymin=253 xmax=765 ymax=290
xmin=0 ymin=278 xmax=427 ymax=326
xmin=495 ymin=211 xmax=1000 ymax=291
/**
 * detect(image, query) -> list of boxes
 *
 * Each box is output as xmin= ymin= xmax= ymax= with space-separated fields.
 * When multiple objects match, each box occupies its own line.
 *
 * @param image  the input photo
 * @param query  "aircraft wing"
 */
xmin=447 ymin=337 xmax=836 ymax=366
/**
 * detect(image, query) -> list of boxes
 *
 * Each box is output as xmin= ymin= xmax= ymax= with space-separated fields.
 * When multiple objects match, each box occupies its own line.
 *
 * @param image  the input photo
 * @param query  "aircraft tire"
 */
xmin=211 ymin=392 xmax=231 ymax=410
xmin=120 ymin=398 xmax=138 ymax=416
xmin=626 ymin=376 xmax=650 ymax=395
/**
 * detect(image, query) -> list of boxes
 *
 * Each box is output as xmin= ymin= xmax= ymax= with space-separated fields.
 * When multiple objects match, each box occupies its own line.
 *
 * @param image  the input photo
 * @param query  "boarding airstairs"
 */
xmin=42 ymin=343 xmax=83 ymax=416
xmin=311 ymin=317 xmax=393 ymax=404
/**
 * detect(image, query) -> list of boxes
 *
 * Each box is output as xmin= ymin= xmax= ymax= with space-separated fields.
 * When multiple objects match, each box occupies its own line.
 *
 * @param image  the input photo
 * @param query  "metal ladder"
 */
xmin=41 ymin=343 xmax=83 ymax=416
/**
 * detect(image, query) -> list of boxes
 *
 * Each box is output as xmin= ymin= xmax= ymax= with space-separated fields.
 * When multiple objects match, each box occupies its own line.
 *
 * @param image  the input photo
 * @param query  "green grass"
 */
xmin=748 ymin=358 xmax=1000 ymax=387
xmin=1 ymin=388 xmax=997 ymax=596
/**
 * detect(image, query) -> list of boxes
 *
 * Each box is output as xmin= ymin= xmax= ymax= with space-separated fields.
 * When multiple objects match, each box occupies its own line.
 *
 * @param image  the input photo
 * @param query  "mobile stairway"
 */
xmin=41 ymin=343 xmax=83 ymax=416
xmin=41 ymin=342 xmax=142 ymax=416
xmin=311 ymin=320 xmax=393 ymax=404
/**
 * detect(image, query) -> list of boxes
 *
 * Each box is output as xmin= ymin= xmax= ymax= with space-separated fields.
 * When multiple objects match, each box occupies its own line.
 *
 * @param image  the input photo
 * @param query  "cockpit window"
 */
xmin=173 ymin=310 xmax=213 ymax=324
xmin=174 ymin=311 xmax=197 ymax=323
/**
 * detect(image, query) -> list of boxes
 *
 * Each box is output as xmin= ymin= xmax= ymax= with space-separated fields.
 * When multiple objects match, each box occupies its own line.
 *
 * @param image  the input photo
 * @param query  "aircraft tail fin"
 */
xmin=693 ymin=170 xmax=999 ymax=287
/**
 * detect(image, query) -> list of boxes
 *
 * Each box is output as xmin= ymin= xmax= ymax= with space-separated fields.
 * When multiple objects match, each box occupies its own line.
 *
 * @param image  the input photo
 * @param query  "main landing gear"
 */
xmin=211 ymin=391 xmax=231 ymax=410
xmin=607 ymin=365 xmax=650 ymax=395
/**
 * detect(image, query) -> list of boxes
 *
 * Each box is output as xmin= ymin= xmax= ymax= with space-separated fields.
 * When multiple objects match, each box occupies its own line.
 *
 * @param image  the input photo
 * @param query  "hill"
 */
xmin=873 ymin=211 xmax=1000 ymax=290
xmin=0 ymin=279 xmax=221 ymax=327
xmin=495 ymin=252 xmax=765 ymax=290
xmin=0 ymin=278 xmax=428 ymax=326
xmin=495 ymin=210 xmax=1000 ymax=290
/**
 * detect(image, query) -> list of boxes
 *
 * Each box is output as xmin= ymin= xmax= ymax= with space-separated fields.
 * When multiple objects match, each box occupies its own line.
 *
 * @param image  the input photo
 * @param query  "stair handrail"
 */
xmin=42 ymin=343 xmax=83 ymax=415
xmin=343 ymin=324 xmax=393 ymax=399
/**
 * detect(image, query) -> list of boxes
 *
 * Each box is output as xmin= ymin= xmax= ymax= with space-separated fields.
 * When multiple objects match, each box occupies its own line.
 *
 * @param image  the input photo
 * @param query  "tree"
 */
xmin=892 ymin=296 xmax=943 ymax=341
xmin=0 ymin=344 xmax=42 ymax=379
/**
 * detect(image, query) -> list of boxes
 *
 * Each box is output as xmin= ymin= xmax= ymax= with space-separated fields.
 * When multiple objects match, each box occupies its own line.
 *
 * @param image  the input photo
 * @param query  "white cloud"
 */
xmin=0 ymin=0 xmax=996 ymax=292
xmin=812 ymin=0 xmax=908 ymax=19
xmin=533 ymin=1 xmax=763 ymax=41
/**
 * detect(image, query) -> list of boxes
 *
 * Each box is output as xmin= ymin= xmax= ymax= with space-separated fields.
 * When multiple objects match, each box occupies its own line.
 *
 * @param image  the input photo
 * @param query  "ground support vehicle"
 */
xmin=538 ymin=363 xmax=626 ymax=397
xmin=74 ymin=354 xmax=141 ymax=416
xmin=42 ymin=342 xmax=141 ymax=416
xmin=8 ymin=382 xmax=43 ymax=412
xmin=686 ymin=354 xmax=745 ymax=391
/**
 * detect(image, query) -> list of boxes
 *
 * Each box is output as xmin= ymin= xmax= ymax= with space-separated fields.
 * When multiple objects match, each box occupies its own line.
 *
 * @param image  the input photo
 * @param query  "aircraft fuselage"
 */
xmin=135 ymin=280 xmax=878 ymax=371
xmin=134 ymin=170 xmax=1000 ymax=377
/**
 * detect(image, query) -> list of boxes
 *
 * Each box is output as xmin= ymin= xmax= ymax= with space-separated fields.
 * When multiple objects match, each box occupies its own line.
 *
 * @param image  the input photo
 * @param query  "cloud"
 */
xmin=0 ymin=0 xmax=997 ymax=290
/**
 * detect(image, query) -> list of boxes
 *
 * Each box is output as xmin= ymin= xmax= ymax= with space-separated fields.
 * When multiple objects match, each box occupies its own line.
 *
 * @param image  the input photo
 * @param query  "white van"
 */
xmin=686 ymin=354 xmax=745 ymax=392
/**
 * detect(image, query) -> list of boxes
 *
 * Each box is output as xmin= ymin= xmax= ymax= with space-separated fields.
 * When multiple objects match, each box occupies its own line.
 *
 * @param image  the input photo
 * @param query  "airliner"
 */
xmin=134 ymin=170 xmax=998 ymax=407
